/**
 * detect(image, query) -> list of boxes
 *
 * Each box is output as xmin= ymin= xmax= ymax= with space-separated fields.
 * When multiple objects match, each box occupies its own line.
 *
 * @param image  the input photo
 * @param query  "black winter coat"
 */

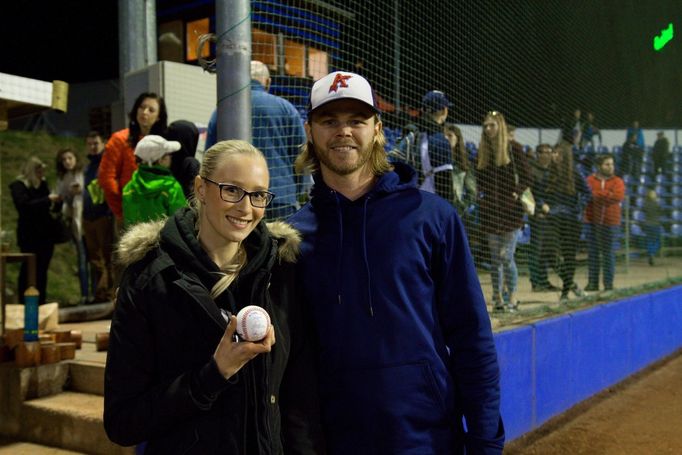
xmin=104 ymin=208 xmax=323 ymax=454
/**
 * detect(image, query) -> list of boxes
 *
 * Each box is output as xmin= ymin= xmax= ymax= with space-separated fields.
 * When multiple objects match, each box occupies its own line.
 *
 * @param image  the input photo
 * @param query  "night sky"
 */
xmin=1 ymin=0 xmax=679 ymax=128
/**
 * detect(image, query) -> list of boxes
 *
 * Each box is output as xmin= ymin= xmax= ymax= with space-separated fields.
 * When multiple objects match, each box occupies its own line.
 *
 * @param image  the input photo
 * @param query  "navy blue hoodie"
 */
xmin=289 ymin=163 xmax=504 ymax=454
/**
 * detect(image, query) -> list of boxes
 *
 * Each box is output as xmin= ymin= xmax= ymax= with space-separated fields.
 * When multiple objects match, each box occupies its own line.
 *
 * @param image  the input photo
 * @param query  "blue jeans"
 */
xmin=587 ymin=224 xmax=617 ymax=288
xmin=643 ymin=224 xmax=661 ymax=257
xmin=487 ymin=230 xmax=520 ymax=299
xmin=72 ymin=234 xmax=89 ymax=300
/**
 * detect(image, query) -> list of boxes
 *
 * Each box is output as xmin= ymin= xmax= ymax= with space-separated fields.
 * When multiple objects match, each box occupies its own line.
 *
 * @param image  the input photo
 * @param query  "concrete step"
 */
xmin=67 ymin=361 xmax=104 ymax=396
xmin=0 ymin=435 xmax=84 ymax=454
xmin=19 ymin=391 xmax=133 ymax=455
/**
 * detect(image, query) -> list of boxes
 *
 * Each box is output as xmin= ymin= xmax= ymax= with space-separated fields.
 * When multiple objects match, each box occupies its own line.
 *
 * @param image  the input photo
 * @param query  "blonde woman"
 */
xmin=476 ymin=111 xmax=531 ymax=311
xmin=9 ymin=156 xmax=62 ymax=304
xmin=104 ymin=140 xmax=322 ymax=454
xmin=55 ymin=148 xmax=89 ymax=304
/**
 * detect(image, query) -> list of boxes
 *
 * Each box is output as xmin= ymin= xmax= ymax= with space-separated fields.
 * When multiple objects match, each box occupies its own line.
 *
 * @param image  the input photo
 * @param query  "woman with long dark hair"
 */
xmin=476 ymin=111 xmax=531 ymax=312
xmin=546 ymin=143 xmax=591 ymax=302
xmin=98 ymin=92 xmax=168 ymax=228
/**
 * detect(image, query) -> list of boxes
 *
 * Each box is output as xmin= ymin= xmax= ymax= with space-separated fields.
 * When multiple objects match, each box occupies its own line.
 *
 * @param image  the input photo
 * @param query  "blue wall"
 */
xmin=495 ymin=285 xmax=682 ymax=441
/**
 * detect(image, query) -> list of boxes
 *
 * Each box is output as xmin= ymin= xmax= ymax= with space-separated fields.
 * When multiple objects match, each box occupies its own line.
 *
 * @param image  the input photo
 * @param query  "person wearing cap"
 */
xmin=392 ymin=90 xmax=457 ymax=204
xmin=205 ymin=60 xmax=307 ymax=220
xmin=10 ymin=156 xmax=63 ymax=305
xmin=121 ymin=135 xmax=187 ymax=227
xmin=290 ymin=72 xmax=504 ymax=454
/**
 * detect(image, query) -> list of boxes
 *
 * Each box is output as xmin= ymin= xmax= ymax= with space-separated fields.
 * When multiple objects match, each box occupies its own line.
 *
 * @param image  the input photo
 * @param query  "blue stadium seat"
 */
xmin=597 ymin=145 xmax=609 ymax=154
xmin=672 ymin=210 xmax=682 ymax=223
xmin=630 ymin=224 xmax=644 ymax=236
xmin=670 ymin=224 xmax=682 ymax=237
xmin=672 ymin=198 xmax=682 ymax=209
xmin=635 ymin=196 xmax=645 ymax=208
xmin=655 ymin=174 xmax=670 ymax=185
xmin=637 ymin=185 xmax=648 ymax=197
xmin=622 ymin=174 xmax=634 ymax=186
xmin=673 ymin=174 xmax=682 ymax=185
xmin=672 ymin=186 xmax=682 ymax=197
xmin=632 ymin=210 xmax=646 ymax=223
xmin=639 ymin=175 xmax=653 ymax=186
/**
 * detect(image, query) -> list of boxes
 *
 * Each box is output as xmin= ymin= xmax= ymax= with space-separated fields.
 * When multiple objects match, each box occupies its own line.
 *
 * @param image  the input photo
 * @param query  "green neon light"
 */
xmin=653 ymin=23 xmax=674 ymax=51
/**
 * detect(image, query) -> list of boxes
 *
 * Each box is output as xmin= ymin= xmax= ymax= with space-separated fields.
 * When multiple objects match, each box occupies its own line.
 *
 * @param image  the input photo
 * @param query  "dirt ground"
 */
xmin=505 ymin=350 xmax=682 ymax=454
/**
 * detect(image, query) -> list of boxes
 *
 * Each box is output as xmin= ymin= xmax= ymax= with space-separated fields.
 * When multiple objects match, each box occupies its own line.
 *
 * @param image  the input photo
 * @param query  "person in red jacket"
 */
xmin=584 ymin=153 xmax=625 ymax=291
xmin=98 ymin=92 xmax=168 ymax=228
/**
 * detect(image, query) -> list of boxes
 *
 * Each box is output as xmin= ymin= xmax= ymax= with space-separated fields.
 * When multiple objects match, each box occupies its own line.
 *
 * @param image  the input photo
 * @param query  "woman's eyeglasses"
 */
xmin=202 ymin=177 xmax=275 ymax=208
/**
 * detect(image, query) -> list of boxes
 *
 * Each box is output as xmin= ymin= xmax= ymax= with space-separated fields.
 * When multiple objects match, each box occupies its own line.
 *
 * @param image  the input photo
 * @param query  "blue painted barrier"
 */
xmin=495 ymin=285 xmax=682 ymax=441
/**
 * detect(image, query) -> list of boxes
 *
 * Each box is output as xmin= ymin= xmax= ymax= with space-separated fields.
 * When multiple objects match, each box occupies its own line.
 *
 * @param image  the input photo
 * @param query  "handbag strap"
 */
xmin=508 ymin=144 xmax=520 ymax=186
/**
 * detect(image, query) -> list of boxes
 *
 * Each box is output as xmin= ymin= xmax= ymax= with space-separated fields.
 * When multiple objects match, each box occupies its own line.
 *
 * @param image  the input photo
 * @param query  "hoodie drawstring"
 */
xmin=362 ymin=197 xmax=374 ymax=317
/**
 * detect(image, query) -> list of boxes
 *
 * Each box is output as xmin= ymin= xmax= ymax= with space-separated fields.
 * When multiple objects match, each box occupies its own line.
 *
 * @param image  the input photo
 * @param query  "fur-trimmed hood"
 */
xmin=116 ymin=215 xmax=301 ymax=268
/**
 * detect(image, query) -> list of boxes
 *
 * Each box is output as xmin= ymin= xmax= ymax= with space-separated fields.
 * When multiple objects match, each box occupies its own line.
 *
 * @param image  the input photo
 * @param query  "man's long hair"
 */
xmin=294 ymin=114 xmax=391 ymax=176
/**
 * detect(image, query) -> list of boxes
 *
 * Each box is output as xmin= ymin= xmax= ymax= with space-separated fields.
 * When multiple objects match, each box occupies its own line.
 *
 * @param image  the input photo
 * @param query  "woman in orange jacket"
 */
xmin=98 ymin=92 xmax=168 ymax=224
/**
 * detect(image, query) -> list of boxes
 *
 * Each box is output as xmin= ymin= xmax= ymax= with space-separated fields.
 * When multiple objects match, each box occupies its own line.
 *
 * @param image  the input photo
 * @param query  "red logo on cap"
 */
xmin=329 ymin=74 xmax=352 ymax=93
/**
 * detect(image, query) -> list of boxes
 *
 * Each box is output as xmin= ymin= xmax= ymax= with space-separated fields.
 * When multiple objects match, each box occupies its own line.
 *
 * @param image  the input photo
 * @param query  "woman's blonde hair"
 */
xmin=190 ymin=140 xmax=267 ymax=299
xmin=18 ymin=156 xmax=47 ymax=189
xmin=294 ymin=114 xmax=391 ymax=176
xmin=477 ymin=111 xmax=511 ymax=170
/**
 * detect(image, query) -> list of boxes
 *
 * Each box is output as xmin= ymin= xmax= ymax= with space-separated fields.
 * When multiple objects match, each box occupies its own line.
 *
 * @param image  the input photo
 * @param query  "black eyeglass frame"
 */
xmin=202 ymin=177 xmax=275 ymax=208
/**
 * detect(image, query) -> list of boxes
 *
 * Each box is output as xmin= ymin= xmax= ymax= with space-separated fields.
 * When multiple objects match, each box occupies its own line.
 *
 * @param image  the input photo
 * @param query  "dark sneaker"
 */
xmin=584 ymin=284 xmax=599 ymax=292
xmin=532 ymin=283 xmax=561 ymax=292
xmin=559 ymin=292 xmax=569 ymax=304
xmin=648 ymin=256 xmax=655 ymax=266
xmin=571 ymin=284 xmax=586 ymax=298
xmin=604 ymin=284 xmax=613 ymax=291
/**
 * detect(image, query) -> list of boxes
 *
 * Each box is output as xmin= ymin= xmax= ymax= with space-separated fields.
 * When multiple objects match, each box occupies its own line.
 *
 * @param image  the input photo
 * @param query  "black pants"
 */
xmin=528 ymin=215 xmax=555 ymax=287
xmin=18 ymin=241 xmax=54 ymax=305
xmin=551 ymin=216 xmax=582 ymax=293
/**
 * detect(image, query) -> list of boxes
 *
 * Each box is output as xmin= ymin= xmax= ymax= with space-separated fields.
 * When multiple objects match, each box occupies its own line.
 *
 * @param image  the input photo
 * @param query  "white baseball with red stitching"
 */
xmin=236 ymin=306 xmax=271 ymax=341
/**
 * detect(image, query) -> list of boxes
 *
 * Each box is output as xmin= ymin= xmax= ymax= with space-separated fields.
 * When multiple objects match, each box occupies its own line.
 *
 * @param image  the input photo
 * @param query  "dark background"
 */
xmin=1 ymin=0 xmax=679 ymax=128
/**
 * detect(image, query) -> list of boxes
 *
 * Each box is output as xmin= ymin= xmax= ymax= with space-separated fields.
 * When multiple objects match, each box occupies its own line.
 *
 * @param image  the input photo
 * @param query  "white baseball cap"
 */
xmin=309 ymin=71 xmax=378 ymax=114
xmin=135 ymin=135 xmax=181 ymax=165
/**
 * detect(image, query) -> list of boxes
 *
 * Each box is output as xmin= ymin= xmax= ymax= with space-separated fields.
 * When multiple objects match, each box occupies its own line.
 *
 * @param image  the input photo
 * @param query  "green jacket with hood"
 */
xmin=122 ymin=165 xmax=187 ymax=226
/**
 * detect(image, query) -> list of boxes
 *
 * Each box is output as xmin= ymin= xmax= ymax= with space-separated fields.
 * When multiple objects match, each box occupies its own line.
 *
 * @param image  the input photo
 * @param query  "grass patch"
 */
xmin=1 ymin=130 xmax=85 ymax=306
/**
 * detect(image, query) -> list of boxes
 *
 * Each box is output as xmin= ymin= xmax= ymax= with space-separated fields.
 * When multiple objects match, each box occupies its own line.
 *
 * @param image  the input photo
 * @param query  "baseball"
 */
xmin=236 ymin=306 xmax=271 ymax=342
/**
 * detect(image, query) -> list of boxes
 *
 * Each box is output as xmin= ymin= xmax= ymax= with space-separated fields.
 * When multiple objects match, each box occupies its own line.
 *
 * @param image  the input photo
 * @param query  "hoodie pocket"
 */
xmin=323 ymin=361 xmax=450 ymax=449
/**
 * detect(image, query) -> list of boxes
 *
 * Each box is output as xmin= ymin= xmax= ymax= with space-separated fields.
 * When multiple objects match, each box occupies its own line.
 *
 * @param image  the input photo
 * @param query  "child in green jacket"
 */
xmin=122 ymin=135 xmax=187 ymax=227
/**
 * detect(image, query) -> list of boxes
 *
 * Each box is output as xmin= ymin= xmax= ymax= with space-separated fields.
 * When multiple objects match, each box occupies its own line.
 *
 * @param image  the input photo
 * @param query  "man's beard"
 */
xmin=314 ymin=141 xmax=373 ymax=176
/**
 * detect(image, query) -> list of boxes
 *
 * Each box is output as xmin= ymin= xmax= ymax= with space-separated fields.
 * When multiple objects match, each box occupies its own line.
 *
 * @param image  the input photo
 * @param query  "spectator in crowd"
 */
xmin=621 ymin=132 xmax=644 ymax=179
xmin=99 ymin=92 xmax=168 ymax=230
xmin=122 ymin=135 xmax=187 ymax=227
xmin=10 ymin=157 xmax=62 ymax=305
xmin=104 ymin=140 xmax=323 ymax=454
xmin=82 ymin=131 xmax=116 ymax=303
xmin=561 ymin=108 xmax=583 ymax=146
xmin=528 ymin=143 xmax=559 ymax=292
xmin=443 ymin=122 xmax=476 ymax=215
xmin=584 ymin=153 xmax=625 ymax=292
xmin=626 ymin=120 xmax=645 ymax=149
xmin=581 ymin=111 xmax=601 ymax=148
xmin=642 ymin=189 xmax=663 ymax=266
xmin=206 ymin=60 xmax=307 ymax=220
xmin=290 ymin=71 xmax=504 ymax=454
xmin=390 ymin=90 xmax=454 ymax=202
xmin=545 ymin=143 xmax=591 ymax=303
xmin=165 ymin=120 xmax=200 ymax=198
xmin=477 ymin=111 xmax=531 ymax=312
xmin=55 ymin=148 xmax=89 ymax=304
xmin=652 ymin=131 xmax=670 ymax=175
